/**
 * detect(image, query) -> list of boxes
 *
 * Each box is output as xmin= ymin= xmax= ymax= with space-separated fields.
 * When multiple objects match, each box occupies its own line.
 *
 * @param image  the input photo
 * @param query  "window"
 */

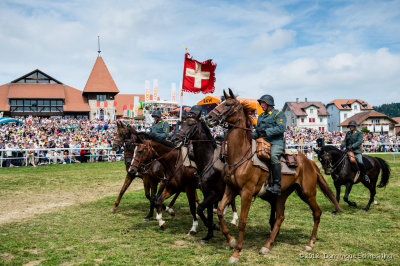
xmin=301 ymin=118 xmax=304 ymax=123
xmin=310 ymin=108 xmax=313 ymax=114
xmin=309 ymin=118 xmax=315 ymax=123
xmin=320 ymin=118 xmax=323 ymax=123
xmin=344 ymin=113 xmax=347 ymax=119
xmin=9 ymin=98 xmax=63 ymax=113
xmin=97 ymin=94 xmax=107 ymax=101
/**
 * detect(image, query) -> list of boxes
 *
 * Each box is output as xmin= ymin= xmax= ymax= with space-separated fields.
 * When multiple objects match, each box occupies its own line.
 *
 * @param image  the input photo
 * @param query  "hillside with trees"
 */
xmin=373 ymin=103 xmax=400 ymax=117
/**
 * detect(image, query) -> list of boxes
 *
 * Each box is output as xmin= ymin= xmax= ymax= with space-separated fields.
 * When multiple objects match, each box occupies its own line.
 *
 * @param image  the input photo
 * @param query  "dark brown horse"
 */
xmin=316 ymin=144 xmax=390 ymax=213
xmin=128 ymin=133 xmax=201 ymax=235
xmin=110 ymin=122 xmax=179 ymax=221
xmin=171 ymin=115 xmax=238 ymax=243
xmin=205 ymin=89 xmax=342 ymax=263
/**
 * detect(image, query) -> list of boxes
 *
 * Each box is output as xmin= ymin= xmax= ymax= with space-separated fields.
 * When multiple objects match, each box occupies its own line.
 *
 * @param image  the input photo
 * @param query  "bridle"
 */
xmin=320 ymin=149 xmax=347 ymax=174
xmin=208 ymin=100 xmax=252 ymax=131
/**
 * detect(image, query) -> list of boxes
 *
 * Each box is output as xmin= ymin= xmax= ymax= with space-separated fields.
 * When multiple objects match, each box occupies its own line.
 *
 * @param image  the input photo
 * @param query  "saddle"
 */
xmin=181 ymin=146 xmax=197 ymax=169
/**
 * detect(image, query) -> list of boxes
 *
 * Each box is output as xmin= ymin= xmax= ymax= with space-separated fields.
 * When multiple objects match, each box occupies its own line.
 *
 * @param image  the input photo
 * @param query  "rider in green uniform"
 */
xmin=253 ymin=95 xmax=286 ymax=195
xmin=340 ymin=120 xmax=369 ymax=182
xmin=149 ymin=110 xmax=170 ymax=139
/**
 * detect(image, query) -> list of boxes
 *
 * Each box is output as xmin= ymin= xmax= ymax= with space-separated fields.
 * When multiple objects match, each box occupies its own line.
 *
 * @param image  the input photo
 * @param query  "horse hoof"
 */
xmin=213 ymin=223 xmax=220 ymax=231
xmin=110 ymin=208 xmax=116 ymax=213
xmin=168 ymin=210 xmax=175 ymax=216
xmin=229 ymin=256 xmax=239 ymax=264
xmin=200 ymin=239 xmax=209 ymax=244
xmin=331 ymin=210 xmax=338 ymax=215
xmin=304 ymin=246 xmax=312 ymax=252
xmin=374 ymin=200 xmax=379 ymax=205
xmin=142 ymin=218 xmax=150 ymax=223
xmin=229 ymin=238 xmax=237 ymax=249
xmin=351 ymin=202 xmax=357 ymax=207
xmin=230 ymin=223 xmax=237 ymax=227
xmin=362 ymin=208 xmax=369 ymax=212
xmin=259 ymin=247 xmax=270 ymax=255
xmin=189 ymin=230 xmax=197 ymax=236
xmin=160 ymin=222 xmax=166 ymax=230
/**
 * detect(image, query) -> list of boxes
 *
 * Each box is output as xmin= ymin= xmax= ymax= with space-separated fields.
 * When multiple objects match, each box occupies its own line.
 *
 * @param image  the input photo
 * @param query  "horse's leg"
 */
xmin=332 ymin=182 xmax=341 ymax=215
xmin=197 ymin=190 xmax=219 ymax=243
xmin=217 ymin=186 xmax=237 ymax=249
xmin=165 ymin=192 xmax=180 ymax=216
xmin=143 ymin=176 xmax=157 ymax=222
xmin=155 ymin=187 xmax=174 ymax=230
xmin=269 ymin=198 xmax=276 ymax=232
xmin=296 ymin=188 xmax=321 ymax=251
xmin=361 ymin=177 xmax=377 ymax=211
xmin=229 ymin=198 xmax=239 ymax=227
xmin=229 ymin=189 xmax=253 ymax=263
xmin=343 ymin=183 xmax=357 ymax=207
xmin=260 ymin=187 xmax=295 ymax=255
xmin=186 ymin=188 xmax=199 ymax=235
xmin=110 ymin=173 xmax=134 ymax=213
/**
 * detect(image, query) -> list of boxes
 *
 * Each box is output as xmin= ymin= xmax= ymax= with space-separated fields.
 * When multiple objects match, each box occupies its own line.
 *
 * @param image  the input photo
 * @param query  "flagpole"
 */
xmin=180 ymin=46 xmax=187 ymax=121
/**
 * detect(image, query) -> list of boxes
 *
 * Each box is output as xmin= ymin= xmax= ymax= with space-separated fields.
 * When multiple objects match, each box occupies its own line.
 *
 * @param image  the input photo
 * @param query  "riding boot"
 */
xmin=358 ymin=163 xmax=370 ymax=182
xmin=267 ymin=163 xmax=281 ymax=196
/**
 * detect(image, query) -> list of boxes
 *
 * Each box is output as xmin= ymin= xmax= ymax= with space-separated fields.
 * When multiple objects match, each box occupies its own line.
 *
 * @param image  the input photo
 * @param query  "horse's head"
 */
xmin=205 ymin=88 xmax=243 ymax=127
xmin=316 ymin=146 xmax=342 ymax=175
xmin=113 ymin=121 xmax=133 ymax=152
xmin=128 ymin=137 xmax=156 ymax=176
xmin=171 ymin=116 xmax=201 ymax=147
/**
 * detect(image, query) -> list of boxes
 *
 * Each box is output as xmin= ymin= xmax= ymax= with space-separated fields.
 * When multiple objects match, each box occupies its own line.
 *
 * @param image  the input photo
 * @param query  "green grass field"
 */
xmin=0 ymin=155 xmax=399 ymax=265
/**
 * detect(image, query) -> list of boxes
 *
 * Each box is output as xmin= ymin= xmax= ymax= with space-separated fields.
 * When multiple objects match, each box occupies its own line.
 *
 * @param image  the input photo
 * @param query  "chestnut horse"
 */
xmin=128 ymin=133 xmax=201 ymax=235
xmin=110 ymin=122 xmax=179 ymax=221
xmin=171 ymin=115 xmax=238 ymax=243
xmin=205 ymin=89 xmax=342 ymax=263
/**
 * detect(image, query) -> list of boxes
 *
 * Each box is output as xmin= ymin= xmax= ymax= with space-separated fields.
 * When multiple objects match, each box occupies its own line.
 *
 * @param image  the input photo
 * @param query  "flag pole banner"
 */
xmin=182 ymin=52 xmax=216 ymax=94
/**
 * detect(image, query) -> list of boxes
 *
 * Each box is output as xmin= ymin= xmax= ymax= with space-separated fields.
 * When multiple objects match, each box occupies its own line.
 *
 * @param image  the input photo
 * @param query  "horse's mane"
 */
xmin=240 ymin=100 xmax=255 ymax=140
xmin=200 ymin=119 xmax=217 ymax=148
xmin=135 ymin=132 xmax=174 ymax=148
xmin=323 ymin=145 xmax=341 ymax=152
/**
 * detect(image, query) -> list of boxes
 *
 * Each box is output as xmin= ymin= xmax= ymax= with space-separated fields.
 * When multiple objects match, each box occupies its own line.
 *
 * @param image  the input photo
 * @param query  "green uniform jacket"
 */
xmin=253 ymin=108 xmax=286 ymax=146
xmin=149 ymin=120 xmax=170 ymax=139
xmin=340 ymin=130 xmax=363 ymax=154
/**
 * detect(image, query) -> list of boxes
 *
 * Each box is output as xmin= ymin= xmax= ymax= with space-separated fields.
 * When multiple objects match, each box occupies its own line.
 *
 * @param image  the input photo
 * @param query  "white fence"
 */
xmin=0 ymin=147 xmax=124 ymax=168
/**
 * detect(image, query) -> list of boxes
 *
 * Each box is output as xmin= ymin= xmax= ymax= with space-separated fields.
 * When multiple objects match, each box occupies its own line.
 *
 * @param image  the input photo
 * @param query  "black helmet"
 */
xmin=189 ymin=105 xmax=202 ymax=116
xmin=257 ymin=94 xmax=275 ymax=106
xmin=348 ymin=120 xmax=357 ymax=127
xmin=151 ymin=110 xmax=162 ymax=118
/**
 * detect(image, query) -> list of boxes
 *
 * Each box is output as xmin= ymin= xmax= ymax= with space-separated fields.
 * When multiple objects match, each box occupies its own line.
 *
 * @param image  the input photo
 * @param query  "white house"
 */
xmin=326 ymin=99 xmax=373 ymax=132
xmin=339 ymin=110 xmax=397 ymax=136
xmin=283 ymin=98 xmax=329 ymax=131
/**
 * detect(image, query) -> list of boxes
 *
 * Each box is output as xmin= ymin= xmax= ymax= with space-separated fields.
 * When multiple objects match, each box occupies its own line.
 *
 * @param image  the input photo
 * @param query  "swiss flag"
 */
xmin=182 ymin=53 xmax=216 ymax=94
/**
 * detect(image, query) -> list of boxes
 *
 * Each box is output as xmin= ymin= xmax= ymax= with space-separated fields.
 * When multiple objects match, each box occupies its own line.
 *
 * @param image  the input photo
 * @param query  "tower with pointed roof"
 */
xmin=83 ymin=52 xmax=119 ymax=121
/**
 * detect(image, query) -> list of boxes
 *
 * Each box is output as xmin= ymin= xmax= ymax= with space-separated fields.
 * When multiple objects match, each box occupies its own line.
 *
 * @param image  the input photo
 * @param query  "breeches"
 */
xmin=355 ymin=153 xmax=363 ymax=164
xmin=271 ymin=145 xmax=284 ymax=164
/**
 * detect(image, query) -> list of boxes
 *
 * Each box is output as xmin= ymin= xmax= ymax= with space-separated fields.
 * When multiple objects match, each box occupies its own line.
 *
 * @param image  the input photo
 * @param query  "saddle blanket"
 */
xmin=181 ymin=146 xmax=197 ymax=169
xmin=213 ymin=145 xmax=224 ymax=171
xmin=251 ymin=140 xmax=296 ymax=175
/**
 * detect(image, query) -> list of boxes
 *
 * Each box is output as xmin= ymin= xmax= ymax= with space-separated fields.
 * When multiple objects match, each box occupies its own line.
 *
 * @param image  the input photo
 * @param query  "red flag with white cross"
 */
xmin=182 ymin=52 xmax=216 ymax=94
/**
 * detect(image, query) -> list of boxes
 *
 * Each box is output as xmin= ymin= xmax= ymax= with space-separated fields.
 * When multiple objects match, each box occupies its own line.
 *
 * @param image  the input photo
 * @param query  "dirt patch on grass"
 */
xmin=0 ymin=179 xmax=143 ymax=225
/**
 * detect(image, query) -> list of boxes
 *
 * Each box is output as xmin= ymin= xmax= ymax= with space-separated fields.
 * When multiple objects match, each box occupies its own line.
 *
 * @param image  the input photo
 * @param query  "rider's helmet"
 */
xmin=257 ymin=95 xmax=275 ymax=106
xmin=151 ymin=110 xmax=162 ymax=118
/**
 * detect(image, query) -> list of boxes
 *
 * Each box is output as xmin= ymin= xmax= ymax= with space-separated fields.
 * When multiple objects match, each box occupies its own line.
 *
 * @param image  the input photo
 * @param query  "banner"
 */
xmin=145 ymin=80 xmax=150 ymax=102
xmin=182 ymin=52 xmax=216 ymax=94
xmin=134 ymin=96 xmax=139 ymax=117
xmin=96 ymin=101 xmax=100 ymax=120
xmin=153 ymin=79 xmax=158 ymax=101
xmin=113 ymin=101 xmax=117 ymax=121
xmin=382 ymin=125 xmax=390 ymax=132
xmin=171 ymin=82 xmax=176 ymax=102
xmin=367 ymin=125 xmax=374 ymax=132
xmin=123 ymin=105 xmax=128 ymax=117
xmin=104 ymin=102 xmax=108 ymax=121
xmin=375 ymin=125 xmax=382 ymax=132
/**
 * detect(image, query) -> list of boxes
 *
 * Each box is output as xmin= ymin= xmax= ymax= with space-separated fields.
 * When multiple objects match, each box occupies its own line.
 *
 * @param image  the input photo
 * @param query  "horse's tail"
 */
xmin=375 ymin=157 xmax=390 ymax=188
xmin=314 ymin=163 xmax=344 ymax=212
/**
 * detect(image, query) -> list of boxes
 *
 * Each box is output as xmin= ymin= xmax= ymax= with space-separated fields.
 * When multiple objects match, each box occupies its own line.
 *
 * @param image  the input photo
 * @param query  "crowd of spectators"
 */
xmin=1 ymin=117 xmax=399 ymax=168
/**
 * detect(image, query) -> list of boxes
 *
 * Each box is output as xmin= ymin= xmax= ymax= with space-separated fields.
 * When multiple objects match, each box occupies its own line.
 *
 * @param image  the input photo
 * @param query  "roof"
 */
xmin=63 ymin=86 xmax=90 ymax=112
xmin=327 ymin=99 xmax=373 ymax=110
xmin=0 ymin=84 xmax=10 ymax=111
xmin=83 ymin=56 xmax=119 ymax=94
xmin=7 ymin=83 xmax=66 ymax=99
xmin=284 ymin=101 xmax=329 ymax=116
xmin=339 ymin=110 xmax=398 ymax=126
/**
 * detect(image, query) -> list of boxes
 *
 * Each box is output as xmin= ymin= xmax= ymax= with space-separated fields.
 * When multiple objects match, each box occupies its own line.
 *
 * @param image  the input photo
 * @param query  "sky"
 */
xmin=1 ymin=0 xmax=399 ymax=107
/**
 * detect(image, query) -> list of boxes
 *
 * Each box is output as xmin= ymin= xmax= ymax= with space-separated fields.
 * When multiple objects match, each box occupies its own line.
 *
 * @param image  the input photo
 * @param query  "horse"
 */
xmin=128 ymin=133 xmax=201 ymax=235
xmin=110 ymin=121 xmax=179 ymax=221
xmin=315 ymin=143 xmax=390 ymax=213
xmin=205 ymin=89 xmax=342 ymax=263
xmin=171 ymin=114 xmax=239 ymax=243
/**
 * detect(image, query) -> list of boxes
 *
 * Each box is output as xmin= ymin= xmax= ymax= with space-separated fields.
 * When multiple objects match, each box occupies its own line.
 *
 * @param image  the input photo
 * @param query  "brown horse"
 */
xmin=128 ymin=133 xmax=201 ymax=235
xmin=205 ymin=89 xmax=342 ymax=263
xmin=110 ymin=122 xmax=179 ymax=221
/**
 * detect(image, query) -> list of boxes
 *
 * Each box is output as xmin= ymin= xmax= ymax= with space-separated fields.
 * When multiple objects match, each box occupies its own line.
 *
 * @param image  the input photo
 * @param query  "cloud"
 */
xmin=248 ymin=29 xmax=296 ymax=53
